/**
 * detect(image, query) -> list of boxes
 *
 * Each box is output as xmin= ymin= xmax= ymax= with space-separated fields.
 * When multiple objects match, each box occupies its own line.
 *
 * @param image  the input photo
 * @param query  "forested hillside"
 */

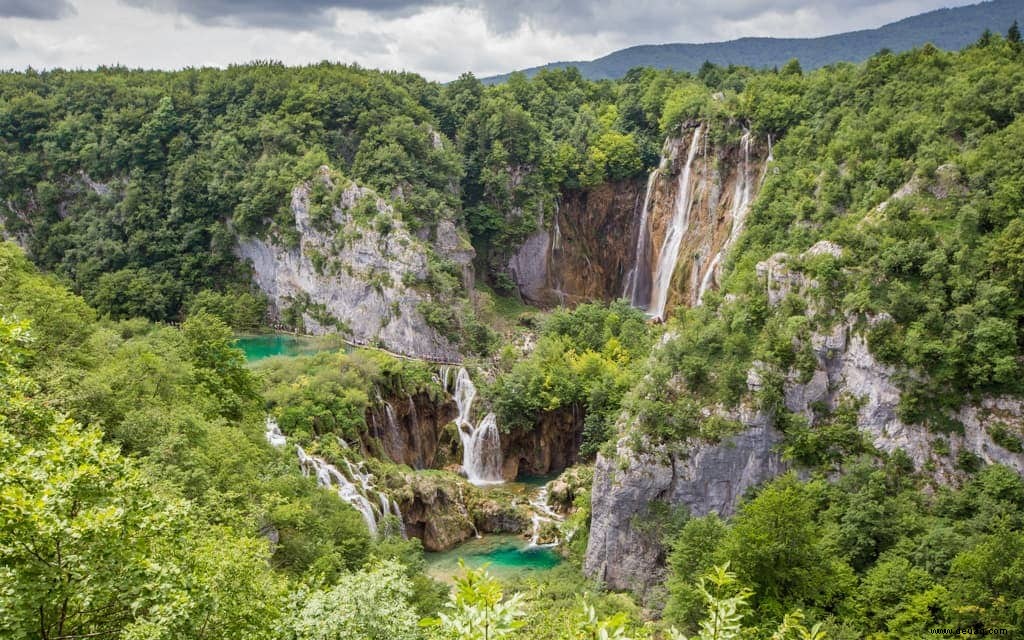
xmin=482 ymin=0 xmax=1024 ymax=82
xmin=2 ymin=20 xmax=1024 ymax=640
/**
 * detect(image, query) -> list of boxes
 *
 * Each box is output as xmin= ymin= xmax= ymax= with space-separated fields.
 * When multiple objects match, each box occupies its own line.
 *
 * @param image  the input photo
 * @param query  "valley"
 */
xmin=3 ymin=12 xmax=1024 ymax=640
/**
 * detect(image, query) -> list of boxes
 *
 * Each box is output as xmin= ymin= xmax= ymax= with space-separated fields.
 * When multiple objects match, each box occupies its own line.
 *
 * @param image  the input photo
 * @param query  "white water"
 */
xmin=264 ymin=416 xmax=287 ymax=448
xmin=296 ymin=445 xmax=380 ymax=536
xmin=622 ymin=168 xmax=660 ymax=307
xmin=527 ymin=482 xmax=564 ymax=547
xmin=446 ymin=367 xmax=504 ymax=485
xmin=649 ymin=125 xmax=704 ymax=321
xmin=697 ymin=130 xmax=754 ymax=305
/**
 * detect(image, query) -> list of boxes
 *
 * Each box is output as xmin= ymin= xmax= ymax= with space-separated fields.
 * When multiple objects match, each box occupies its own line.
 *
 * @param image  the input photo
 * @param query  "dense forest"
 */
xmin=2 ymin=19 xmax=1024 ymax=640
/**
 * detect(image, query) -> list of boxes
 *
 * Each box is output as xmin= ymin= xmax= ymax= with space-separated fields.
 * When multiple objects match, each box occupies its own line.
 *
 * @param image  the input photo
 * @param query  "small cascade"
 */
xmin=447 ymin=367 xmax=504 ymax=486
xmin=649 ymin=125 xmax=704 ymax=321
xmin=622 ymin=167 xmax=660 ymax=307
xmin=296 ymin=445 xmax=380 ymax=536
xmin=527 ymin=482 xmax=564 ymax=548
xmin=265 ymin=416 xmax=287 ymax=448
xmin=697 ymin=129 xmax=754 ymax=305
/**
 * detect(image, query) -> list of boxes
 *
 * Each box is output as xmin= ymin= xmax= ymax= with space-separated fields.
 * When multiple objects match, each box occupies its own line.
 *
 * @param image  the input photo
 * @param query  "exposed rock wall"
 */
xmin=500 ymin=407 xmax=585 ymax=480
xmin=508 ymin=179 xmax=645 ymax=306
xmin=237 ymin=167 xmax=471 ymax=360
xmin=584 ymin=413 xmax=785 ymax=596
xmin=366 ymin=392 xmax=458 ymax=470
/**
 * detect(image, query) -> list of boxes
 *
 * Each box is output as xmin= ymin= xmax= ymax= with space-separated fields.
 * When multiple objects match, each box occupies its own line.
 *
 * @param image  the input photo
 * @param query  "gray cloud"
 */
xmin=0 ymin=0 xmax=76 ymax=19
xmin=0 ymin=30 xmax=17 ymax=51
xmin=112 ymin=0 xmax=967 ymax=44
xmin=120 ymin=0 xmax=447 ymax=28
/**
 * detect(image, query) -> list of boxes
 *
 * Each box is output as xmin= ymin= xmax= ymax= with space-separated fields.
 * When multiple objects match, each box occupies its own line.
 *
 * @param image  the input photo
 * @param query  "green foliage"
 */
xmin=187 ymin=289 xmax=268 ymax=330
xmin=491 ymin=301 xmax=652 ymax=456
xmin=422 ymin=562 xmax=525 ymax=640
xmin=288 ymin=560 xmax=422 ymax=640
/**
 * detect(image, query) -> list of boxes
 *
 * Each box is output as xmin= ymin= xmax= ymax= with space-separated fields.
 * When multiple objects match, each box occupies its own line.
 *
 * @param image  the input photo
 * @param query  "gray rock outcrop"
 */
xmin=584 ymin=412 xmax=785 ymax=596
xmin=237 ymin=168 xmax=470 ymax=361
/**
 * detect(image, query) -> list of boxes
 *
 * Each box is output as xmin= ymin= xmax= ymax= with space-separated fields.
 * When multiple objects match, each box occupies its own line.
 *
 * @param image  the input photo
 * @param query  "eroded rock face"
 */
xmin=237 ymin=168 xmax=470 ymax=360
xmin=508 ymin=180 xmax=645 ymax=307
xmin=365 ymin=392 xmax=458 ymax=470
xmin=783 ymin=321 xmax=1024 ymax=481
xmin=398 ymin=477 xmax=476 ymax=551
xmin=584 ymin=413 xmax=785 ymax=597
xmin=500 ymin=407 xmax=585 ymax=480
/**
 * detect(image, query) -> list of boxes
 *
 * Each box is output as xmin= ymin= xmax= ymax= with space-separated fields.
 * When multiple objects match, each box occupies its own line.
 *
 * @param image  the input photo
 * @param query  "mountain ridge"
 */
xmin=481 ymin=0 xmax=1024 ymax=83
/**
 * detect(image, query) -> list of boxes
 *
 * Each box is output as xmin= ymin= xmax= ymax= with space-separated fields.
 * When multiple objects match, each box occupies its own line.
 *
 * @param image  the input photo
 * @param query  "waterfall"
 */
xmin=697 ymin=129 xmax=754 ymax=305
xmin=527 ymin=482 xmax=564 ymax=547
xmin=649 ymin=125 xmax=704 ymax=321
xmin=296 ymin=445 xmax=380 ymax=536
xmin=407 ymin=394 xmax=425 ymax=469
xmin=265 ymin=416 xmax=287 ymax=448
xmin=448 ymin=367 xmax=504 ymax=485
xmin=622 ymin=168 xmax=659 ymax=307
xmin=552 ymin=203 xmax=562 ymax=251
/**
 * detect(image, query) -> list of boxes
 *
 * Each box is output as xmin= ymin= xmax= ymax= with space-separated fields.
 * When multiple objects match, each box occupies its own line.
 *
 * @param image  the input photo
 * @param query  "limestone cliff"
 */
xmin=500 ymin=406 xmax=585 ymax=480
xmin=583 ymin=238 xmax=1024 ymax=599
xmin=583 ymin=413 xmax=785 ymax=596
xmin=365 ymin=391 xmax=459 ymax=470
xmin=237 ymin=167 xmax=472 ymax=361
xmin=508 ymin=180 xmax=645 ymax=306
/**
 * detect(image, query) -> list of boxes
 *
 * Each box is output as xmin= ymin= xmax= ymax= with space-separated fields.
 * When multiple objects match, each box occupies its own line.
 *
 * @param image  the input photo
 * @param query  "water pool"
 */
xmin=234 ymin=334 xmax=341 ymax=362
xmin=425 ymin=534 xmax=561 ymax=583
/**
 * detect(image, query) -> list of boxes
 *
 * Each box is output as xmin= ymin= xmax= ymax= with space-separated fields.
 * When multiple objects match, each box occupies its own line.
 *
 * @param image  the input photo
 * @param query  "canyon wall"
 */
xmin=237 ymin=167 xmax=472 ymax=361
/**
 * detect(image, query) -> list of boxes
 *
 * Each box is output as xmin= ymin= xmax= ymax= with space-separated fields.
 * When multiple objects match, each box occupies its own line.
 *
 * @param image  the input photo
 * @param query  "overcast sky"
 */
xmin=0 ymin=0 xmax=979 ymax=81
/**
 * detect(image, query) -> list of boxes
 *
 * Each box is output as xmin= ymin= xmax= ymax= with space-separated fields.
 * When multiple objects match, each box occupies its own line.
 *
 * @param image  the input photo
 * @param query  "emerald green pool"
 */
xmin=234 ymin=334 xmax=340 ymax=362
xmin=425 ymin=535 xmax=562 ymax=583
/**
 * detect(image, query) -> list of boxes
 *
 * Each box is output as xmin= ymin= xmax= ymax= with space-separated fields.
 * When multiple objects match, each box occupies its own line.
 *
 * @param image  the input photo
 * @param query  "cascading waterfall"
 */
xmin=527 ymin=482 xmax=564 ymax=547
xmin=697 ymin=129 xmax=754 ymax=304
xmin=296 ymin=445 xmax=380 ymax=536
xmin=622 ymin=167 xmax=660 ymax=307
xmin=265 ymin=416 xmax=287 ymax=448
xmin=445 ymin=367 xmax=504 ymax=485
xmin=648 ymin=125 xmax=704 ymax=321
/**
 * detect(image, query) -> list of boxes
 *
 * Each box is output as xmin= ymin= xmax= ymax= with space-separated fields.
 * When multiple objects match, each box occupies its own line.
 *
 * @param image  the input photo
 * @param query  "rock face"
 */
xmin=585 ymin=238 xmax=1024 ymax=599
xmin=758 ymin=245 xmax=1024 ymax=481
xmin=366 ymin=392 xmax=458 ymax=470
xmin=237 ymin=168 xmax=471 ymax=360
xmin=584 ymin=413 xmax=785 ymax=596
xmin=397 ymin=476 xmax=477 ymax=551
xmin=508 ymin=180 xmax=645 ymax=306
xmin=500 ymin=407 xmax=585 ymax=480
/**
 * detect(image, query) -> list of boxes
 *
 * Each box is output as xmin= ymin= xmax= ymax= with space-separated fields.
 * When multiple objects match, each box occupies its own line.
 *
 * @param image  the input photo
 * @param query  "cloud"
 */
xmin=0 ymin=0 xmax=981 ymax=80
xmin=119 ymin=0 xmax=446 ymax=28
xmin=0 ymin=30 xmax=17 ymax=51
xmin=113 ymin=0 xmax=969 ymax=42
xmin=0 ymin=0 xmax=76 ymax=20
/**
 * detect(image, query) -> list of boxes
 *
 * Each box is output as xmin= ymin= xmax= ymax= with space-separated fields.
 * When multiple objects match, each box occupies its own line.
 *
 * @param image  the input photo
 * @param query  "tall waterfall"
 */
xmin=697 ymin=129 xmax=754 ymax=304
xmin=622 ymin=168 xmax=659 ymax=308
xmin=444 ymin=367 xmax=504 ymax=485
xmin=649 ymin=125 xmax=704 ymax=321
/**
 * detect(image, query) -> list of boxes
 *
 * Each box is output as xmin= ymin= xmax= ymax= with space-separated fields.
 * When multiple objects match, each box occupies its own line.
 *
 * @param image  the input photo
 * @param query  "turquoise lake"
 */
xmin=425 ymin=535 xmax=562 ymax=583
xmin=234 ymin=334 xmax=341 ymax=362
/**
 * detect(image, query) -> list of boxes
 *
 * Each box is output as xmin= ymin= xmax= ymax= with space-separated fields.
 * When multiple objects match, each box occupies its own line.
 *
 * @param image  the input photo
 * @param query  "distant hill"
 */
xmin=481 ymin=0 xmax=1024 ymax=83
